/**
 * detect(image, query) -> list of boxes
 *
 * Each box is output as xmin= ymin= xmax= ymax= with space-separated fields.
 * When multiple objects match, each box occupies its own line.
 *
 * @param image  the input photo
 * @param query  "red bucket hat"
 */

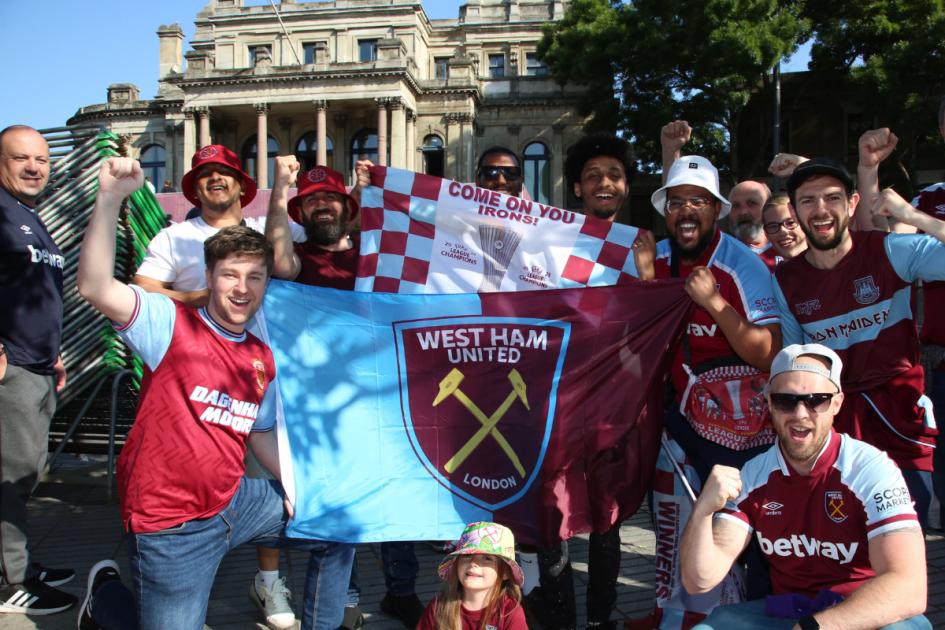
xmin=288 ymin=165 xmax=360 ymax=224
xmin=180 ymin=144 xmax=258 ymax=208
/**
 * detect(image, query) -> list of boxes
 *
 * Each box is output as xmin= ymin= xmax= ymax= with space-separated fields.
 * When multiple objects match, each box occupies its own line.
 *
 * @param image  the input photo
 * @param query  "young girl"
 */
xmin=417 ymin=521 xmax=528 ymax=630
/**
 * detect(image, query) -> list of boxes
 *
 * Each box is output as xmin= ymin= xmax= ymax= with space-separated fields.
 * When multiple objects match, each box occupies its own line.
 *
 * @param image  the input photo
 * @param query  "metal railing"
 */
xmin=37 ymin=126 xmax=168 ymax=476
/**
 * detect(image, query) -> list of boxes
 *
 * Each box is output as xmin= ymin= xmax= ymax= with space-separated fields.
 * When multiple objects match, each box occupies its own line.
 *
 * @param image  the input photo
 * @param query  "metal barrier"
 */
xmin=37 ymin=126 xmax=168 ymax=465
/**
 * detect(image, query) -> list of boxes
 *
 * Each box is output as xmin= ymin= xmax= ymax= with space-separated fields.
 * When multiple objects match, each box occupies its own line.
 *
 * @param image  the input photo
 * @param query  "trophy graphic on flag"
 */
xmin=478 ymin=225 xmax=523 ymax=292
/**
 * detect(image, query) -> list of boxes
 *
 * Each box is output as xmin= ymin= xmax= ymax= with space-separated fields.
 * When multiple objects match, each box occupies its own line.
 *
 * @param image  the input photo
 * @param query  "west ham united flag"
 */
xmin=355 ymin=166 xmax=645 ymax=293
xmin=259 ymin=278 xmax=691 ymax=547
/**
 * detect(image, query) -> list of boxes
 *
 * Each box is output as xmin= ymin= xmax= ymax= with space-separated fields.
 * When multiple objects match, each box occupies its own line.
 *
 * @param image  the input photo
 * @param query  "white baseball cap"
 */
xmin=651 ymin=156 xmax=732 ymax=219
xmin=769 ymin=343 xmax=843 ymax=392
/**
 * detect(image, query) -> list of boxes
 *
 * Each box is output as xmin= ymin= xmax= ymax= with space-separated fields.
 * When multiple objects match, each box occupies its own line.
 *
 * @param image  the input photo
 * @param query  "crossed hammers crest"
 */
xmin=433 ymin=367 xmax=529 ymax=478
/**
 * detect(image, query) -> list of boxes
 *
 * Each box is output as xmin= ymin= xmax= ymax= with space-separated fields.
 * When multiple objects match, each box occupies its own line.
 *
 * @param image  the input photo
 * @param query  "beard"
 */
xmin=801 ymin=211 xmax=849 ymax=251
xmin=670 ymin=225 xmax=716 ymax=263
xmin=733 ymin=219 xmax=764 ymax=244
xmin=304 ymin=207 xmax=350 ymax=247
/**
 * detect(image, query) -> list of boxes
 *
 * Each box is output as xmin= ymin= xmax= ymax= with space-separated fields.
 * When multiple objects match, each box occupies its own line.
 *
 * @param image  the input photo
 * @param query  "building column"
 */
xmin=406 ymin=109 xmax=416 ymax=171
xmin=445 ymin=113 xmax=461 ymax=179
xmin=196 ymin=107 xmax=211 ymax=148
xmin=375 ymin=98 xmax=388 ymax=166
xmin=255 ymin=103 xmax=270 ymax=188
xmin=314 ymin=100 xmax=328 ymax=167
xmin=333 ymin=113 xmax=348 ymax=175
xmin=389 ymin=97 xmax=406 ymax=168
xmin=164 ymin=120 xmax=177 ymax=186
xmin=182 ymin=108 xmax=197 ymax=172
xmin=460 ymin=114 xmax=475 ymax=183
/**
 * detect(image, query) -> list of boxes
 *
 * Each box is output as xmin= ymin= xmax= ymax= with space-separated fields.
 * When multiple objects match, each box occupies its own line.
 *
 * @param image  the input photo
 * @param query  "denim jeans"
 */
xmin=90 ymin=477 xmax=355 ymax=630
xmin=691 ymin=599 xmax=932 ymax=630
xmin=931 ymin=370 xmax=945 ymax=517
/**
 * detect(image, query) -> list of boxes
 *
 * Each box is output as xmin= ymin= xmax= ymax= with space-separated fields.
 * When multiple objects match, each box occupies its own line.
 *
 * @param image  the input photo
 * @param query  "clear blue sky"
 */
xmin=0 ymin=1 xmax=810 ymax=131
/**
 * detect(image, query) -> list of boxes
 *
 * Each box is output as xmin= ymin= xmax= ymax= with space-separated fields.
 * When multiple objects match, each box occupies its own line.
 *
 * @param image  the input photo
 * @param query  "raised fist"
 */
xmin=273 ymin=155 xmax=301 ymax=188
xmin=872 ymin=187 xmax=918 ymax=224
xmin=98 ymin=157 xmax=144 ymax=198
xmin=685 ymin=265 xmax=720 ymax=309
xmin=858 ymin=128 xmax=899 ymax=169
xmin=661 ymin=120 xmax=692 ymax=155
xmin=695 ymin=465 xmax=743 ymax=515
xmin=768 ymin=153 xmax=807 ymax=178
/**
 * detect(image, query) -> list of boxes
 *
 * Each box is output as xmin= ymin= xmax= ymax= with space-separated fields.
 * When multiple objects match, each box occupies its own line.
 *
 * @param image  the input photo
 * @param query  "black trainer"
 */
xmin=77 ymin=560 xmax=121 ymax=630
xmin=380 ymin=591 xmax=424 ymax=628
xmin=0 ymin=576 xmax=76 ymax=615
xmin=31 ymin=562 xmax=76 ymax=587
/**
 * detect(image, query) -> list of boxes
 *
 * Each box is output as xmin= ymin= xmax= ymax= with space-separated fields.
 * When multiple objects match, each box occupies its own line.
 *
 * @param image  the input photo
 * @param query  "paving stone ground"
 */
xmin=3 ymin=455 xmax=943 ymax=629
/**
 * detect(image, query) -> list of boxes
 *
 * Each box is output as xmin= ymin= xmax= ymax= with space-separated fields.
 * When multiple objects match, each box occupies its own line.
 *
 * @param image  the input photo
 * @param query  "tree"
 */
xmin=539 ymin=0 xmax=809 ymax=181
xmin=806 ymin=0 xmax=945 ymax=195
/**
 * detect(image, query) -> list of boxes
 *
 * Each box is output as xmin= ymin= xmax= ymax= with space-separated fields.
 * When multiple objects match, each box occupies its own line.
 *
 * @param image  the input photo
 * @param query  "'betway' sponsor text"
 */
xmin=190 ymin=386 xmax=259 ymax=434
xmin=757 ymin=532 xmax=858 ymax=564
xmin=415 ymin=326 xmax=548 ymax=364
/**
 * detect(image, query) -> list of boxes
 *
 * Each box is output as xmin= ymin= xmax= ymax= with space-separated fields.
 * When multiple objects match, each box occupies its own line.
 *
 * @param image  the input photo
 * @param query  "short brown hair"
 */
xmin=204 ymin=225 xmax=274 ymax=275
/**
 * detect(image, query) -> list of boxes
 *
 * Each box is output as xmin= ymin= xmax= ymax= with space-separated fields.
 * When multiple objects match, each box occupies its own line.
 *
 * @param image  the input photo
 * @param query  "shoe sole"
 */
xmin=0 ymin=600 xmax=74 ymax=616
xmin=77 ymin=559 xmax=119 ymax=629
xmin=248 ymin=583 xmax=295 ymax=630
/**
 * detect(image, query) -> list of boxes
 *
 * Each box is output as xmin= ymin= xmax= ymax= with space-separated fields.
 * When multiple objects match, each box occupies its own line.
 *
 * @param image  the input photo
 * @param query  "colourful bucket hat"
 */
xmin=180 ymin=144 xmax=258 ymax=208
xmin=288 ymin=165 xmax=360 ymax=224
xmin=437 ymin=522 xmax=524 ymax=586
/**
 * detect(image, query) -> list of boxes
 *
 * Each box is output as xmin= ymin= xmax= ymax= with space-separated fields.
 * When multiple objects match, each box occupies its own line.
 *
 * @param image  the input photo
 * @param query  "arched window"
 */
xmin=241 ymin=136 xmax=280 ymax=183
xmin=523 ymin=142 xmax=551 ymax=204
xmin=295 ymin=131 xmax=334 ymax=171
xmin=422 ymin=134 xmax=444 ymax=178
xmin=350 ymin=129 xmax=385 ymax=172
xmin=139 ymin=144 xmax=166 ymax=190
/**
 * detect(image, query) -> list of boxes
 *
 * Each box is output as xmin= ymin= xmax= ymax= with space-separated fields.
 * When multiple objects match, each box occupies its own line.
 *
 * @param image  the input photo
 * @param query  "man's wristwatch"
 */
xmin=798 ymin=615 xmax=820 ymax=630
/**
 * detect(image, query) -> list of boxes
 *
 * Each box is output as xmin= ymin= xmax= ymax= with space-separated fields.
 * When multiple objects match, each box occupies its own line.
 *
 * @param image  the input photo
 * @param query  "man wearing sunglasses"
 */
xmin=475 ymin=147 xmax=524 ymax=198
xmin=772 ymin=157 xmax=945 ymax=530
xmin=680 ymin=343 xmax=930 ymax=630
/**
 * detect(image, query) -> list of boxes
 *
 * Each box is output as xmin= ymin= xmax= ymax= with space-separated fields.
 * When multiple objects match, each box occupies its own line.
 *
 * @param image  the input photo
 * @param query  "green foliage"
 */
xmin=807 ymin=0 xmax=945 ymax=191
xmin=540 ymin=0 xmax=809 ymax=178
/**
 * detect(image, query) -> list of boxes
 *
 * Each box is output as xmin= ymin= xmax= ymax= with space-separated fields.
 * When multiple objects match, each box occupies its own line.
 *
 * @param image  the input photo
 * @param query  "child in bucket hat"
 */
xmin=418 ymin=522 xmax=527 ymax=630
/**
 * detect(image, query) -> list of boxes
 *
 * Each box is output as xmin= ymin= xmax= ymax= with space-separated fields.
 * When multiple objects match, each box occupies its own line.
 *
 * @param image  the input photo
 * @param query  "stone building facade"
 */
xmin=69 ymin=0 xmax=589 ymax=208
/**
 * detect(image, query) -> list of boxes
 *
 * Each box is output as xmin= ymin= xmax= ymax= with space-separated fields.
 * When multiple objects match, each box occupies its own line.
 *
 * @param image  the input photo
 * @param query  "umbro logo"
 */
xmin=935 ymin=204 xmax=945 ymax=216
xmin=762 ymin=501 xmax=784 ymax=515
xmin=20 ymin=225 xmax=32 ymax=235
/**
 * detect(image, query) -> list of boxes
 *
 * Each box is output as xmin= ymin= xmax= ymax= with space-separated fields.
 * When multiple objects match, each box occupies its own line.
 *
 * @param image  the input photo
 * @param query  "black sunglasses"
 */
xmin=769 ymin=392 xmax=835 ymax=413
xmin=478 ymin=166 xmax=522 ymax=181
xmin=763 ymin=218 xmax=799 ymax=234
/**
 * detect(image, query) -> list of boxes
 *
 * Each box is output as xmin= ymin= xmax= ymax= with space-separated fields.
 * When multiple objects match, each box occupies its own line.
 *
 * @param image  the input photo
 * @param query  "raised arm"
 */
xmin=855 ymin=128 xmax=907 ymax=233
xmin=809 ymin=527 xmax=926 ymax=630
xmin=266 ymin=155 xmax=302 ymax=280
xmin=874 ymin=188 xmax=945 ymax=242
xmin=660 ymin=120 xmax=691 ymax=184
xmin=680 ymin=465 xmax=751 ymax=594
xmin=685 ymin=266 xmax=782 ymax=370
xmin=77 ymin=158 xmax=145 ymax=326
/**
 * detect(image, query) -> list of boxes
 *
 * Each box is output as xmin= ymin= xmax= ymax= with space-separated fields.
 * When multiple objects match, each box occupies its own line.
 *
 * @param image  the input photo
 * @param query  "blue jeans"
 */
xmin=691 ymin=599 xmax=932 ymax=629
xmin=347 ymin=541 xmax=418 ymax=604
xmin=90 ymin=477 xmax=355 ymax=630
xmin=931 ymin=370 xmax=945 ymax=516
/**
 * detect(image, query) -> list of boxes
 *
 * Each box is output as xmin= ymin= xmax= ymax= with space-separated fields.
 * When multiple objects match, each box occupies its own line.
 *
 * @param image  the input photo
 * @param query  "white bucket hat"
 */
xmin=651 ymin=156 xmax=732 ymax=219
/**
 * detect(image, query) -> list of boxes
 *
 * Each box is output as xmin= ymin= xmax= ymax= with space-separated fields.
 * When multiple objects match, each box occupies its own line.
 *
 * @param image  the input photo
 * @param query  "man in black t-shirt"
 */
xmin=0 ymin=125 xmax=76 ymax=615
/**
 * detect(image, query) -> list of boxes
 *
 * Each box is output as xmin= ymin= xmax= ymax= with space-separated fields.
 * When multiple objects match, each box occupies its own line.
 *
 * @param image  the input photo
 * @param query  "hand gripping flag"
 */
xmin=355 ymin=166 xmax=644 ymax=293
xmin=258 ymin=278 xmax=691 ymax=547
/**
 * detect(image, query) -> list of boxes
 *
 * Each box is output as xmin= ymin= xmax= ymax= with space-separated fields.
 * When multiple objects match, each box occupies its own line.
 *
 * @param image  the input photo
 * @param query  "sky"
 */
xmin=0 ymin=0 xmax=811 ymax=132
